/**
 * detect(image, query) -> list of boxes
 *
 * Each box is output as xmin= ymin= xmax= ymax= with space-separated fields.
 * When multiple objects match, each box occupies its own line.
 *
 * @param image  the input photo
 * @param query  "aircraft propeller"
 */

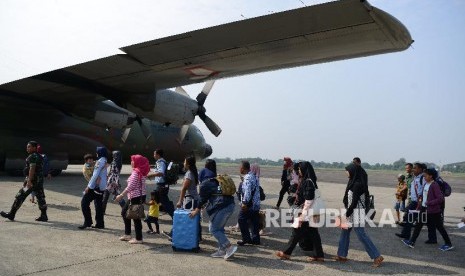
xmin=121 ymin=115 xmax=152 ymax=143
xmin=175 ymin=80 xmax=222 ymax=144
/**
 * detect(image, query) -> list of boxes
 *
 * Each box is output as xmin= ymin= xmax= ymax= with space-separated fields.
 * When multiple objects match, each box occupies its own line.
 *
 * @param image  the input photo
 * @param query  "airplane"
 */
xmin=0 ymin=0 xmax=412 ymax=175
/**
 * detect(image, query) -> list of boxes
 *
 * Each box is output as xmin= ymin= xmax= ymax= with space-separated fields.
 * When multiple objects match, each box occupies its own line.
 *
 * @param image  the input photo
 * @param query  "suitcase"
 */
xmin=172 ymin=206 xmax=200 ymax=252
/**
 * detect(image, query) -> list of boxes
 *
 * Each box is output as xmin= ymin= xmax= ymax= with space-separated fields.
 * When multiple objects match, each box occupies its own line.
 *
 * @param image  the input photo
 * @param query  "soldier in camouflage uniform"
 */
xmin=1 ymin=141 xmax=48 ymax=221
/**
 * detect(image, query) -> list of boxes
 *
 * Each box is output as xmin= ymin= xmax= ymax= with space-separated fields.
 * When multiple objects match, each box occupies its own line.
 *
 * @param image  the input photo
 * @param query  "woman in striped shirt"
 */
xmin=115 ymin=155 xmax=149 ymax=244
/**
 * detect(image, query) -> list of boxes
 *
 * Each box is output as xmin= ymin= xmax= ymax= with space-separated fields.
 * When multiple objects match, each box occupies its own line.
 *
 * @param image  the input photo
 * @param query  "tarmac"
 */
xmin=1 ymin=165 xmax=464 ymax=276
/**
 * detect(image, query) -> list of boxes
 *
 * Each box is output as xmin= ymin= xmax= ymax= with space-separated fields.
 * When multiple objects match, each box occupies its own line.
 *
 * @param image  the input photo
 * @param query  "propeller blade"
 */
xmin=196 ymin=80 xmax=215 ymax=106
xmin=175 ymin=86 xmax=189 ymax=97
xmin=121 ymin=128 xmax=131 ymax=143
xmin=176 ymin=125 xmax=190 ymax=145
xmin=200 ymin=114 xmax=222 ymax=137
xmin=201 ymin=80 xmax=215 ymax=96
xmin=136 ymin=117 xmax=152 ymax=140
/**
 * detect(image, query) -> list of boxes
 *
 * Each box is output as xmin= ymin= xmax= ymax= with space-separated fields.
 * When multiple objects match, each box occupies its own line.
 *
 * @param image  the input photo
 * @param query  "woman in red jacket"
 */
xmin=402 ymin=168 xmax=453 ymax=251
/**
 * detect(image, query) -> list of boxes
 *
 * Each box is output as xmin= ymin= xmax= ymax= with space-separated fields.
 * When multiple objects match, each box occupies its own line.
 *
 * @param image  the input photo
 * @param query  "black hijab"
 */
xmin=299 ymin=161 xmax=318 ymax=188
xmin=345 ymin=163 xmax=368 ymax=192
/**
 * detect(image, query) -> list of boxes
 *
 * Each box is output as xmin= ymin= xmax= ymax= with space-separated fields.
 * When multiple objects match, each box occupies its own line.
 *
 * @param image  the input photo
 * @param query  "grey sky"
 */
xmin=1 ymin=0 xmax=464 ymax=165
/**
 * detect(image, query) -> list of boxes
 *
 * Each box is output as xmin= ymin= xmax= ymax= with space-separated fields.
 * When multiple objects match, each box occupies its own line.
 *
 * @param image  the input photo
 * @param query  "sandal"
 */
xmin=333 ymin=256 xmax=348 ymax=262
xmin=307 ymin=257 xmax=325 ymax=262
xmin=275 ymin=251 xmax=291 ymax=260
xmin=373 ymin=256 xmax=384 ymax=267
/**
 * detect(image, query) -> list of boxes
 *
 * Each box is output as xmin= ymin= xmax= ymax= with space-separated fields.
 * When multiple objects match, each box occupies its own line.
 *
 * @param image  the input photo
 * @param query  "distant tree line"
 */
xmin=213 ymin=157 xmax=464 ymax=172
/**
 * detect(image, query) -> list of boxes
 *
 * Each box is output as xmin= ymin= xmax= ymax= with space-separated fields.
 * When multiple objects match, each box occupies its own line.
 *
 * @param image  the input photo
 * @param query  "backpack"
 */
xmin=259 ymin=186 xmax=266 ymax=201
xmin=360 ymin=194 xmax=376 ymax=220
xmin=436 ymin=177 xmax=452 ymax=197
xmin=159 ymin=160 xmax=179 ymax=185
xmin=216 ymin=174 xmax=237 ymax=196
xmin=250 ymin=185 xmax=266 ymax=202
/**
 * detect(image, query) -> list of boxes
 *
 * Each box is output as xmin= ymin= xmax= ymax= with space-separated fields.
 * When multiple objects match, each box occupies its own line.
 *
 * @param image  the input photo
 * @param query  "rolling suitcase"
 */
xmin=172 ymin=203 xmax=200 ymax=252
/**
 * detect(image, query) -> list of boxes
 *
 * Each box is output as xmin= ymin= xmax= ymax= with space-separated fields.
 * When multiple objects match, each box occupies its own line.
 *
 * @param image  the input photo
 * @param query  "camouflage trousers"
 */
xmin=11 ymin=179 xmax=47 ymax=215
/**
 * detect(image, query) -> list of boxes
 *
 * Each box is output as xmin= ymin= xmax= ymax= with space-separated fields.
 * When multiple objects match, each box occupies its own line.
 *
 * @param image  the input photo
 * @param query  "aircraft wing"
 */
xmin=0 ymin=0 xmax=412 ymax=110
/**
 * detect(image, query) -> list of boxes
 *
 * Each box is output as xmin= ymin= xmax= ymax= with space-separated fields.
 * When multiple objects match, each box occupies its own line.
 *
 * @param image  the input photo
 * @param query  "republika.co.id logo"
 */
xmin=263 ymin=208 xmax=414 ymax=228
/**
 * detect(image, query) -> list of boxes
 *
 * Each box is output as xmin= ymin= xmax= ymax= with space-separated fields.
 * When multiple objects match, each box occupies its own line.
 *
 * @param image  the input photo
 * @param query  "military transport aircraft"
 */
xmin=0 ymin=0 xmax=412 ymax=175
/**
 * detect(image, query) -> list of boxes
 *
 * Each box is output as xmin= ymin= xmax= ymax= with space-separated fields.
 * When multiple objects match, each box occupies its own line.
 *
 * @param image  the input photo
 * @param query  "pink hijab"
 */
xmin=251 ymin=163 xmax=261 ymax=179
xmin=131 ymin=155 xmax=150 ymax=179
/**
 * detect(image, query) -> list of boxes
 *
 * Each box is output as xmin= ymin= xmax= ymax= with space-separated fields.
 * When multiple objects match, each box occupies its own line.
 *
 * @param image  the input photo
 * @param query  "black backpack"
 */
xmin=158 ymin=160 xmax=179 ymax=185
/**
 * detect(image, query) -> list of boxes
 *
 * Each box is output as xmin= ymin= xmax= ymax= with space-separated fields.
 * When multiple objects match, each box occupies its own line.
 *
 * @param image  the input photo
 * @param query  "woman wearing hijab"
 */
xmin=115 ymin=155 xmax=149 ymax=244
xmin=79 ymin=146 xmax=108 ymax=229
xmin=190 ymin=159 xmax=237 ymax=260
xmin=276 ymin=161 xmax=324 ymax=261
xmin=102 ymin=151 xmax=124 ymax=214
xmin=334 ymin=163 xmax=384 ymax=267
xmin=276 ymin=157 xmax=293 ymax=209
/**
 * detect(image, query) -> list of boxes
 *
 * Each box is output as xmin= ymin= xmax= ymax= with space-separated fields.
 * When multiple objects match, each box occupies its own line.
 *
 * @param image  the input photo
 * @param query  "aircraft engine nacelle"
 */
xmin=73 ymin=100 xmax=137 ymax=130
xmin=94 ymin=109 xmax=132 ymax=129
xmin=128 ymin=89 xmax=198 ymax=127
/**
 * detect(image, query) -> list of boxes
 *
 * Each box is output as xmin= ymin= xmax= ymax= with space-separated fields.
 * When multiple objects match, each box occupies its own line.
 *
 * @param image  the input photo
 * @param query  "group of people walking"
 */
xmin=275 ymin=157 xmax=383 ymax=267
xmin=1 ymin=142 xmax=455 ymax=266
xmin=394 ymin=162 xmax=454 ymax=251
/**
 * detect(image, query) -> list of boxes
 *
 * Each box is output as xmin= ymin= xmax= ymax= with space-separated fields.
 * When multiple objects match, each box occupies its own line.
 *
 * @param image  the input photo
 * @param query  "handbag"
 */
xmin=126 ymin=203 xmax=146 ymax=220
xmin=125 ymin=178 xmax=146 ymax=220
xmin=307 ymin=179 xmax=325 ymax=216
xmin=360 ymin=194 xmax=376 ymax=220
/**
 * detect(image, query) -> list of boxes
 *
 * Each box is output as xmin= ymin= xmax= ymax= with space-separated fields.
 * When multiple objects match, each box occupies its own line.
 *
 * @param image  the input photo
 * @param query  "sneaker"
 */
xmin=119 ymin=235 xmax=131 ymax=241
xmin=162 ymin=230 xmax=172 ymax=238
xmin=439 ymin=244 xmax=454 ymax=251
xmin=402 ymin=239 xmax=414 ymax=248
xmin=128 ymin=238 xmax=143 ymax=244
xmin=224 ymin=245 xmax=237 ymax=260
xmin=210 ymin=250 xmax=226 ymax=258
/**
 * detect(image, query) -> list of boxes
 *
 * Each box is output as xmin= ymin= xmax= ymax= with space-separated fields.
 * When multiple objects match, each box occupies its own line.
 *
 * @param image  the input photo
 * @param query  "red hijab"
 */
xmin=283 ymin=157 xmax=293 ymax=169
xmin=131 ymin=155 xmax=150 ymax=179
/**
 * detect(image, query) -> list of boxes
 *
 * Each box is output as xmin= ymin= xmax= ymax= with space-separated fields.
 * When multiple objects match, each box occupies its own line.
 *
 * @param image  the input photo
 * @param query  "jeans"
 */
xmin=121 ymin=195 xmax=146 ymax=241
xmin=283 ymin=222 xmax=324 ymax=257
xmin=209 ymin=203 xmax=235 ymax=250
xmin=81 ymin=189 xmax=104 ymax=227
xmin=238 ymin=208 xmax=260 ymax=244
xmin=337 ymin=227 xmax=380 ymax=259
xmin=400 ymin=201 xmax=418 ymax=239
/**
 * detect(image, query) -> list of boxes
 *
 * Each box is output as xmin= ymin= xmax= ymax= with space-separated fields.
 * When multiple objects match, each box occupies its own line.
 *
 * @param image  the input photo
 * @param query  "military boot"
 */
xmin=35 ymin=208 xmax=48 ymax=222
xmin=0 ymin=211 xmax=15 ymax=221
xmin=0 ymin=202 xmax=19 ymax=221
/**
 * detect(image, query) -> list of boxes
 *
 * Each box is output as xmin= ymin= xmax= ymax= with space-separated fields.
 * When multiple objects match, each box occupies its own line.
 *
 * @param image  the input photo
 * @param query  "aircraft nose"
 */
xmin=204 ymin=144 xmax=212 ymax=159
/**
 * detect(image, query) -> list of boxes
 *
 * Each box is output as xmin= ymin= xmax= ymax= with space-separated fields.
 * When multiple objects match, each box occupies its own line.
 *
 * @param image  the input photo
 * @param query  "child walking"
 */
xmin=145 ymin=191 xmax=161 ymax=234
xmin=394 ymin=174 xmax=407 ymax=223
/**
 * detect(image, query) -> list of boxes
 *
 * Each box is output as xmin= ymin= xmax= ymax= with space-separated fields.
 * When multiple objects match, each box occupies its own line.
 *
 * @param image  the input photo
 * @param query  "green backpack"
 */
xmin=216 ymin=174 xmax=236 ymax=196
